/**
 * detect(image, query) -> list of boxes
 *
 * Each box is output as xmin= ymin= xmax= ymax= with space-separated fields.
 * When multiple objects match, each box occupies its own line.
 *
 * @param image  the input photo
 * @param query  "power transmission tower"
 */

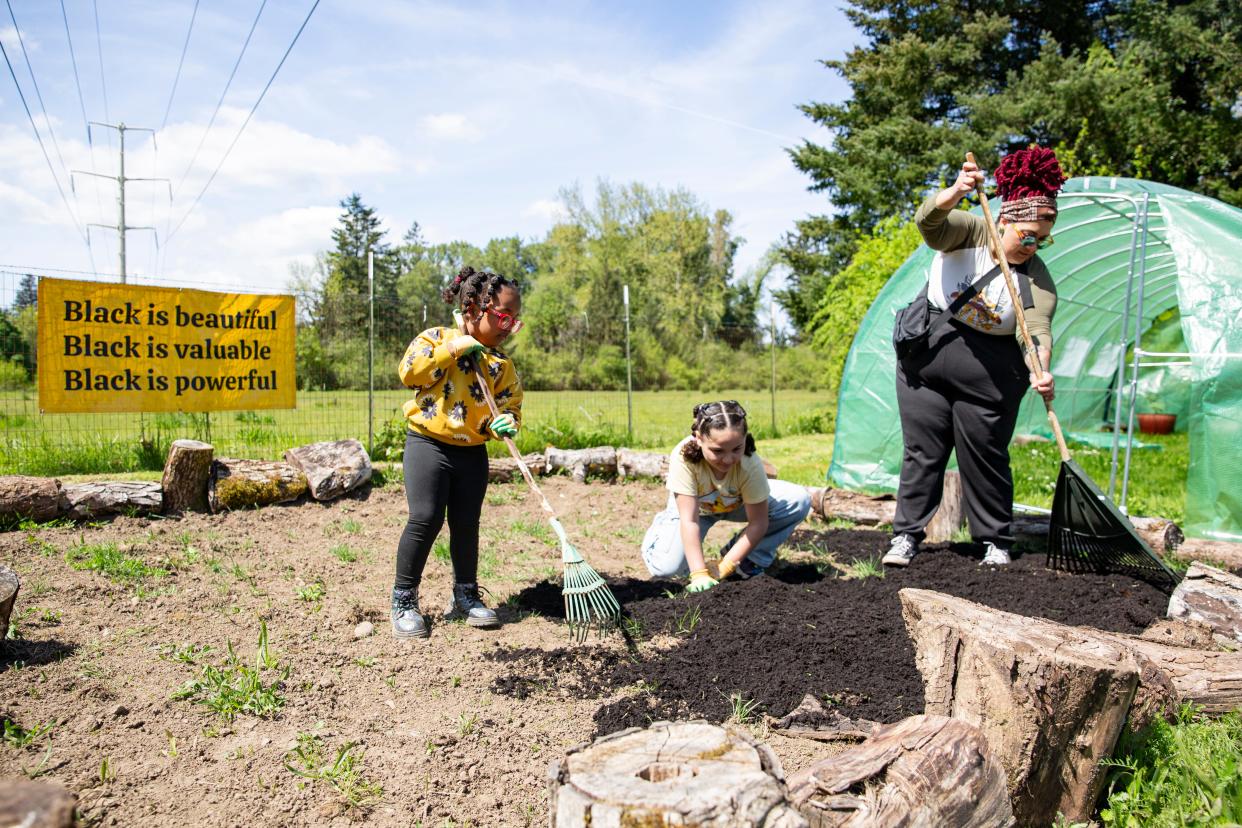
xmin=71 ymin=121 xmax=170 ymax=283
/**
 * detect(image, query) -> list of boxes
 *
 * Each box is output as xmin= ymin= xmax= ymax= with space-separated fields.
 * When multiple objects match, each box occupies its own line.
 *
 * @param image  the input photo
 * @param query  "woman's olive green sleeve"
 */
xmin=1023 ymin=264 xmax=1057 ymax=353
xmin=914 ymin=194 xmax=981 ymax=252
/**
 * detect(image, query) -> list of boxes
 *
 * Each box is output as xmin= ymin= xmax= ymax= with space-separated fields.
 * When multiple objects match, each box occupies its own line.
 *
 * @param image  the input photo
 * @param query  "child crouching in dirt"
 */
xmin=390 ymin=266 xmax=524 ymax=639
xmin=641 ymin=400 xmax=811 ymax=593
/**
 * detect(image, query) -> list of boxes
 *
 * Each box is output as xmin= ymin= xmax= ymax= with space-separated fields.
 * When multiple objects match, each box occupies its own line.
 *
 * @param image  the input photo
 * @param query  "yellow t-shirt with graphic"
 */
xmin=398 ymin=325 xmax=523 ymax=447
xmin=666 ymin=436 xmax=770 ymax=516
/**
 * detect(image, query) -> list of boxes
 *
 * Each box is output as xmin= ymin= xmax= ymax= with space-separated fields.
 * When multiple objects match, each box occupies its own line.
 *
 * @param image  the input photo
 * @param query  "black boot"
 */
xmin=391 ymin=587 xmax=429 ymax=639
xmin=442 ymin=583 xmax=499 ymax=628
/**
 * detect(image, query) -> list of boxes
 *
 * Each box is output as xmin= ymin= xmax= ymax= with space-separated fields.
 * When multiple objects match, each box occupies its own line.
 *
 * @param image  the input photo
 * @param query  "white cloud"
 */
xmin=521 ymin=198 xmax=564 ymax=222
xmin=226 ymin=206 xmax=340 ymax=255
xmin=0 ymin=25 xmax=34 ymax=54
xmin=418 ymin=113 xmax=479 ymax=142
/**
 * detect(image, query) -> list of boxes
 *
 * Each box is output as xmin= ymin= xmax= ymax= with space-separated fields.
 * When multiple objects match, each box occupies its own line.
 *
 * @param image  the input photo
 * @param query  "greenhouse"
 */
xmin=830 ymin=178 xmax=1242 ymax=541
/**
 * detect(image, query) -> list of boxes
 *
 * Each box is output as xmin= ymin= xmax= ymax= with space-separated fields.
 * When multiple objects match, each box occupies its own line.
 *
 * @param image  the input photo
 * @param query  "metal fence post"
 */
xmin=769 ymin=298 xmax=777 ymax=434
xmin=623 ymin=284 xmax=632 ymax=442
xmin=367 ymin=251 xmax=374 ymax=457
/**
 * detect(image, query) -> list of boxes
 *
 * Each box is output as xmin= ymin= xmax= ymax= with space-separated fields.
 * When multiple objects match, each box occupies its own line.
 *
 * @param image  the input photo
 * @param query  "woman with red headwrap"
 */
xmin=882 ymin=147 xmax=1065 ymax=569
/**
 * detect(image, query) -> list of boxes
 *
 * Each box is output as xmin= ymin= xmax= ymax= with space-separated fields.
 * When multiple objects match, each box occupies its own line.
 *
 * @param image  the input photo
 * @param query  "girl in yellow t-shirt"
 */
xmin=640 ymin=401 xmax=811 ymax=593
xmin=390 ymin=266 xmax=524 ymax=639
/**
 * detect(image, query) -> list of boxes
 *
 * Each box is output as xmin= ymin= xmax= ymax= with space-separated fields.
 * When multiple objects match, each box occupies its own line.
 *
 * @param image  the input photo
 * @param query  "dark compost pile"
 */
xmin=492 ymin=528 xmax=1169 ymax=735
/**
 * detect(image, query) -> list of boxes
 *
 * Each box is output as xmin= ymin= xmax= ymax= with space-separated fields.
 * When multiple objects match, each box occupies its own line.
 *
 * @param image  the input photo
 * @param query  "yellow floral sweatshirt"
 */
xmin=398 ymin=325 xmax=524 ymax=446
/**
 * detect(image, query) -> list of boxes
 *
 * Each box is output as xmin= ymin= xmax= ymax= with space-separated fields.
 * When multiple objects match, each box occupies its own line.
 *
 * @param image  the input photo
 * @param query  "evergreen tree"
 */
xmin=13 ymin=274 xmax=37 ymax=310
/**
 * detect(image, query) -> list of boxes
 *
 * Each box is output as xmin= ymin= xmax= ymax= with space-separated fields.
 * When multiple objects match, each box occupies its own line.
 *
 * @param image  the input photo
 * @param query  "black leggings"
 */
xmin=394 ymin=431 xmax=489 ymax=590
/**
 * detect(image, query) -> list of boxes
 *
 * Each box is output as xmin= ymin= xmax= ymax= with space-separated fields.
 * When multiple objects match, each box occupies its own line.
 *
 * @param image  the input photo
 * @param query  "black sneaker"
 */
xmin=391 ymin=588 xmax=429 ymax=639
xmin=443 ymin=583 xmax=500 ymax=628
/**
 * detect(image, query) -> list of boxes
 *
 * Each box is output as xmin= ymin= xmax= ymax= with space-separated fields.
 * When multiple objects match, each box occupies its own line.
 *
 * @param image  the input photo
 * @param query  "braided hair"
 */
xmin=441 ymin=265 xmax=521 ymax=315
xmin=681 ymin=400 xmax=756 ymax=463
xmin=996 ymin=146 xmax=1067 ymax=223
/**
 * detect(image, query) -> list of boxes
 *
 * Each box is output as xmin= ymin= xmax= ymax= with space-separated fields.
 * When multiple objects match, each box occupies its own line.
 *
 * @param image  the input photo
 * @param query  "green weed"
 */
xmin=330 ymin=544 xmax=359 ymax=564
xmin=64 ymin=540 xmax=168 ymax=585
xmin=724 ymin=692 xmax=762 ymax=725
xmin=297 ymin=581 xmax=326 ymax=606
xmin=171 ymin=622 xmax=286 ymax=722
xmin=431 ymin=537 xmax=451 ymax=564
xmin=341 ymin=518 xmax=362 ymax=534
xmin=457 ymin=712 xmax=479 ymax=738
xmin=674 ymin=605 xmax=702 ymax=635
xmin=284 ymin=733 xmax=383 ymax=810
xmin=843 ymin=556 xmax=885 ymax=580
xmin=160 ymin=643 xmax=213 ymax=664
xmin=2 ymin=717 xmax=53 ymax=749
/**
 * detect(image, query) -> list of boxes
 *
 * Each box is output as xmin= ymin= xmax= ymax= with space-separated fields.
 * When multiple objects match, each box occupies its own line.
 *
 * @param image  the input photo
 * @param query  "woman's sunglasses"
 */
xmin=1015 ymin=228 xmax=1054 ymax=249
xmin=485 ymin=306 xmax=523 ymax=332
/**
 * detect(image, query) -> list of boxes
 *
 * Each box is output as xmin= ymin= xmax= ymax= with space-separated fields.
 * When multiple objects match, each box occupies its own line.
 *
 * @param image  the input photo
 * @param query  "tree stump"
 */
xmin=160 ymin=439 xmax=214 ymax=513
xmin=208 ymin=458 xmax=307 ymax=512
xmin=544 ymin=446 xmax=618 ymax=483
xmin=0 ymin=780 xmax=76 ymax=828
xmin=806 ymin=488 xmax=896 ymax=526
xmin=285 ymin=439 xmax=372 ymax=501
xmin=899 ymin=588 xmax=1141 ymax=826
xmin=786 ymin=714 xmax=1013 ymax=828
xmin=923 ymin=470 xmax=965 ymax=543
xmin=548 ymin=720 xmax=807 ymax=827
xmin=0 ymin=476 xmax=65 ymax=523
xmin=617 ymin=449 xmax=669 ymax=481
xmin=1168 ymin=538 xmax=1242 ymax=571
xmin=1168 ymin=562 xmax=1242 ymax=647
xmin=1093 ymin=631 xmax=1242 ymax=715
xmin=0 ymin=565 xmax=20 ymax=643
xmin=62 ymin=482 xmax=162 ymax=520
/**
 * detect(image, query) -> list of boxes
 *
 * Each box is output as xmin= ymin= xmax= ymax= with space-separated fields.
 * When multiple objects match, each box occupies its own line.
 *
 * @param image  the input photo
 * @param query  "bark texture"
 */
xmin=62 ymin=482 xmax=162 ymax=519
xmin=0 ymin=475 xmax=65 ymax=523
xmin=786 ymin=714 xmax=1014 ymax=828
xmin=284 ymin=439 xmax=372 ymax=501
xmin=160 ymin=439 xmax=214 ymax=513
xmin=922 ymin=471 xmax=964 ymax=544
xmin=1167 ymin=562 xmax=1242 ymax=647
xmin=0 ymin=564 xmax=19 ymax=645
xmin=548 ymin=720 xmax=807 ymax=827
xmin=616 ymin=449 xmax=669 ymax=481
xmin=544 ymin=446 xmax=618 ymax=483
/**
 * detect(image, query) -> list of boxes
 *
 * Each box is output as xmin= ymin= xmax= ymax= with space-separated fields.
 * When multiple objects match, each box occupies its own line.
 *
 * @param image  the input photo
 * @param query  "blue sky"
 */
xmin=1 ymin=0 xmax=856 ymax=300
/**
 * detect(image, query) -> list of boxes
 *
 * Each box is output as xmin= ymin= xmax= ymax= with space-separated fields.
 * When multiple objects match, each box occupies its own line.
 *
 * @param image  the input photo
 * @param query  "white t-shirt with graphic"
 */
xmin=666 ymin=436 xmax=770 ymax=516
xmin=926 ymin=246 xmax=1016 ymax=335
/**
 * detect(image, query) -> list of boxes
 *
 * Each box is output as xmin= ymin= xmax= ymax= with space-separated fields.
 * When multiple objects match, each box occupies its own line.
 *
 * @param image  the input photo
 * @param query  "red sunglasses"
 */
xmin=485 ymin=306 xmax=523 ymax=332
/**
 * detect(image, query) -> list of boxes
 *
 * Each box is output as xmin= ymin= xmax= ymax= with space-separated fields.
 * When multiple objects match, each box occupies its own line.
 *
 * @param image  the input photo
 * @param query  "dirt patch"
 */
xmin=0 ymin=476 xmax=1167 ymax=826
xmin=494 ymin=529 xmax=1168 ymax=732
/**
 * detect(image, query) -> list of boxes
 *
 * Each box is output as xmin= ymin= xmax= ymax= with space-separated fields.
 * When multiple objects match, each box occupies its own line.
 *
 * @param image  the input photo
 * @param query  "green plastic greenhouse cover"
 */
xmin=829 ymin=178 xmax=1242 ymax=541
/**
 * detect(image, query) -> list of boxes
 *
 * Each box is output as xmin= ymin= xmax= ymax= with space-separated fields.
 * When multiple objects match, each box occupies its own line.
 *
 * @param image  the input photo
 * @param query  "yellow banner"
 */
xmin=37 ymin=278 xmax=296 ymax=413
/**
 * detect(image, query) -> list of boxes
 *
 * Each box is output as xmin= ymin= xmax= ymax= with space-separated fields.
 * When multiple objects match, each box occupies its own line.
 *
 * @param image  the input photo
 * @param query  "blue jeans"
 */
xmin=641 ymin=479 xmax=812 ymax=578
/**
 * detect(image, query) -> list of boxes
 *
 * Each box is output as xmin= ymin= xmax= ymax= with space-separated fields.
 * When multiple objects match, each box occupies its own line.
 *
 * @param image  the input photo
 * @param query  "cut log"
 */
xmin=1169 ymin=538 xmax=1242 ymax=571
xmin=786 ymin=714 xmax=1013 ymax=828
xmin=0 ymin=565 xmax=20 ymax=643
xmin=616 ymin=449 xmax=669 ymax=481
xmin=544 ymin=446 xmax=617 ymax=483
xmin=1140 ymin=618 xmax=1220 ymax=651
xmin=1168 ymin=562 xmax=1242 ymax=647
xmin=208 ymin=458 xmax=307 ymax=512
xmin=548 ymin=720 xmax=807 ymax=827
xmin=771 ymin=694 xmax=879 ymax=743
xmin=806 ymin=488 xmax=896 ymax=526
xmin=160 ymin=439 xmax=214 ymax=514
xmin=62 ymin=482 xmax=162 ymax=520
xmin=285 ymin=439 xmax=372 ymax=501
xmin=487 ymin=453 xmax=547 ymax=484
xmin=0 ymin=475 xmax=65 ymax=523
xmin=1093 ymin=631 xmax=1242 ymax=715
xmin=0 ymin=780 xmax=76 ymax=828
xmin=899 ymin=588 xmax=1142 ymax=826
xmin=1013 ymin=513 xmax=1183 ymax=554
xmin=923 ymin=470 xmax=965 ymax=544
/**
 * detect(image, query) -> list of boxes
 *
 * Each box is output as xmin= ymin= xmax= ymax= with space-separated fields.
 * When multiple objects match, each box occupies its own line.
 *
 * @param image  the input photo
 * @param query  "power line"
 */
xmin=59 ymin=0 xmax=102 ymax=276
xmin=170 ymin=0 xmax=267 ymax=200
xmin=167 ymin=0 xmax=320 ymax=242
xmin=93 ymin=0 xmax=110 ymax=124
xmin=6 ymin=1 xmax=75 ymax=203
xmin=0 ymin=38 xmax=89 ymax=246
xmin=161 ymin=0 xmax=200 ymax=131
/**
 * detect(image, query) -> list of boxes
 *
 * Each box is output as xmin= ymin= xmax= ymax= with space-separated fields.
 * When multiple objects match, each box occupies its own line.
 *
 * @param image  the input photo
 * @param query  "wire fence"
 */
xmin=0 ymin=268 xmax=833 ymax=475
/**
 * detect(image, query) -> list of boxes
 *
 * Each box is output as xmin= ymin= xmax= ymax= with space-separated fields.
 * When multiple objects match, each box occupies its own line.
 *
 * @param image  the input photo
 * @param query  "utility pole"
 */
xmin=72 ymin=122 xmax=169 ymax=283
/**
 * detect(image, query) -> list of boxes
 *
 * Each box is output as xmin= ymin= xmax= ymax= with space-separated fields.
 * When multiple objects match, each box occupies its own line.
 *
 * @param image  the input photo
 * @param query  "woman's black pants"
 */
xmin=893 ymin=322 xmax=1029 ymax=546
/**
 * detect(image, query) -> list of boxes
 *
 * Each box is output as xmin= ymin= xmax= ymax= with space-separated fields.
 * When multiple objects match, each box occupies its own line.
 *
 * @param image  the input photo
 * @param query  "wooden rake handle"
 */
xmin=472 ymin=355 xmax=555 ymax=514
xmin=965 ymin=152 xmax=1071 ymax=462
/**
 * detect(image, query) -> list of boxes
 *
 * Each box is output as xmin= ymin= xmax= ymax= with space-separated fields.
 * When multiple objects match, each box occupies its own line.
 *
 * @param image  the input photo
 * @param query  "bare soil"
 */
xmin=0 ymin=475 xmax=1167 ymax=826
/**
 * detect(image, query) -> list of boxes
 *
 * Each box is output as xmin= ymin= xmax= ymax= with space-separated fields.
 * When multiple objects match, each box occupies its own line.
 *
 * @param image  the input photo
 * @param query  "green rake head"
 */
xmin=549 ymin=518 xmax=621 ymax=642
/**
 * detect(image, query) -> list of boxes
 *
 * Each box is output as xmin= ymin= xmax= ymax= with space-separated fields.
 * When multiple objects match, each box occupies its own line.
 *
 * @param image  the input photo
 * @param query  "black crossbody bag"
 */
xmin=892 ymin=263 xmax=1018 ymax=361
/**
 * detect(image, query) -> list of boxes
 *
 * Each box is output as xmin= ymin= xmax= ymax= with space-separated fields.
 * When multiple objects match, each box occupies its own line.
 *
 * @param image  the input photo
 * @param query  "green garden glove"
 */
xmin=447 ymin=335 xmax=483 ymax=358
xmin=489 ymin=413 xmax=518 ymax=438
xmin=686 ymin=568 xmax=718 ymax=593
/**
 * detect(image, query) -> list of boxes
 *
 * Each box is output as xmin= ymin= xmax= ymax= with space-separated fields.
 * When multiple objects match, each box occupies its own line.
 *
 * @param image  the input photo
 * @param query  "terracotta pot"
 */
xmin=1137 ymin=413 xmax=1176 ymax=434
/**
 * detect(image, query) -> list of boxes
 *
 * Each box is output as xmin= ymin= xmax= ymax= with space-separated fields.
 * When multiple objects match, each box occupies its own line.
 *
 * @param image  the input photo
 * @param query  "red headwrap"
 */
xmin=996 ymin=146 xmax=1067 ymax=223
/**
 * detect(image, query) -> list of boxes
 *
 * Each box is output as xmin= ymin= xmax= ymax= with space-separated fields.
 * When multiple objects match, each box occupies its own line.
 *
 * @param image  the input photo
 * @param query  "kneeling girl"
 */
xmin=641 ymin=401 xmax=811 ymax=592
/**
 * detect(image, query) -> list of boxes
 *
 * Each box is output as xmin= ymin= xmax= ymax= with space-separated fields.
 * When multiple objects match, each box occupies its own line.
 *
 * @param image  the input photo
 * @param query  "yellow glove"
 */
xmin=686 ymin=569 xmax=718 ymax=593
xmin=705 ymin=559 xmax=738 ymax=580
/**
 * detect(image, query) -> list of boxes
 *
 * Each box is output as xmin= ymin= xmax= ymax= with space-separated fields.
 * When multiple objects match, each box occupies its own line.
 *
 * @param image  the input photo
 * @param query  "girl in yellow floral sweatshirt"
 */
xmin=390 ymin=266 xmax=524 ymax=639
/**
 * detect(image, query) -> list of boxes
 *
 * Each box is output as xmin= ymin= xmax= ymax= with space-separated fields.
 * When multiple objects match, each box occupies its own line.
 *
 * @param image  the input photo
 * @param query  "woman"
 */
xmin=883 ymin=147 xmax=1063 ymax=568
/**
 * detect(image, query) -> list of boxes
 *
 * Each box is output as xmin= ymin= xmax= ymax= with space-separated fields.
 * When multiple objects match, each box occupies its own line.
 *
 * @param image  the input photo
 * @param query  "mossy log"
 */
xmin=209 ymin=458 xmax=308 ymax=512
xmin=786 ymin=714 xmax=1013 ymax=828
xmin=160 ymin=439 xmax=214 ymax=513
xmin=549 ymin=720 xmax=807 ymax=827
xmin=0 ymin=475 xmax=65 ymax=523
xmin=62 ymin=482 xmax=162 ymax=519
